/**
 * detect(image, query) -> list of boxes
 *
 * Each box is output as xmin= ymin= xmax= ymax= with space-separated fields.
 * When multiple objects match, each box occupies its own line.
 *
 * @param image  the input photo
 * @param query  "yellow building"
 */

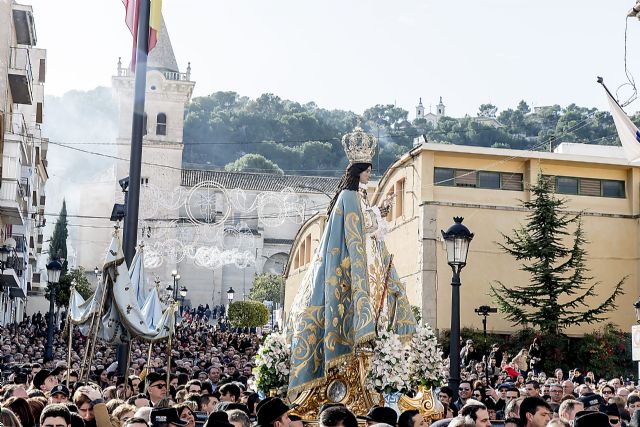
xmin=284 ymin=142 xmax=640 ymax=336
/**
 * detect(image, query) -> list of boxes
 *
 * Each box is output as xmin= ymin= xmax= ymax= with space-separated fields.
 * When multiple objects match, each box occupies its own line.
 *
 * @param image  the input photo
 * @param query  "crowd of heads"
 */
xmin=0 ymin=313 xmax=267 ymax=427
xmin=435 ymin=337 xmax=640 ymax=426
xmin=4 ymin=314 xmax=640 ymax=427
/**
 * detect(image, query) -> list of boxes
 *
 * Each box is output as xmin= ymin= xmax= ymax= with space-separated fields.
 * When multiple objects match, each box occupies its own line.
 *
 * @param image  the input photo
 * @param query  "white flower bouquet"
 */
xmin=253 ymin=332 xmax=290 ymax=396
xmin=408 ymin=323 xmax=445 ymax=389
xmin=367 ymin=330 xmax=413 ymax=394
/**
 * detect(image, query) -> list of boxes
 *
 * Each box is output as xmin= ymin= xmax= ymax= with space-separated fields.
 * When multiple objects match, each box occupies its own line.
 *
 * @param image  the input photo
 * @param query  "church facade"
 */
xmin=75 ymin=19 xmax=339 ymax=309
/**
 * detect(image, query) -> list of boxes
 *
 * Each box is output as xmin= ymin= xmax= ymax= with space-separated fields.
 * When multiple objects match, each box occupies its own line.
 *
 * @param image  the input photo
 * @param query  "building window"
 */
xmin=543 ymin=175 xmax=625 ymax=198
xmin=434 ymin=168 xmax=523 ymax=191
xmin=36 ymin=102 xmax=43 ymax=124
xmin=156 ymin=113 xmax=167 ymax=136
xmin=39 ymin=59 xmax=45 ymax=83
xmin=299 ymin=240 xmax=306 ymax=268
xmin=141 ymin=177 xmax=149 ymax=186
xmin=305 ymin=235 xmax=311 ymax=264
xmin=454 ymin=170 xmax=477 ymax=187
xmin=602 ymin=180 xmax=625 ymax=198
xmin=434 ymin=168 xmax=454 ymax=186
xmin=556 ymin=177 xmax=578 ymax=195
xmin=478 ymin=171 xmax=500 ymax=189
xmin=395 ymin=179 xmax=405 ymax=218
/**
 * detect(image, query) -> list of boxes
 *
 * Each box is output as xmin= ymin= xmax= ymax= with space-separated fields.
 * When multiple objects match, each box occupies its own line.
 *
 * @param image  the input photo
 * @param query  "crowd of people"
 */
xmin=1 ymin=314 xmax=640 ymax=427
xmin=432 ymin=337 xmax=640 ymax=426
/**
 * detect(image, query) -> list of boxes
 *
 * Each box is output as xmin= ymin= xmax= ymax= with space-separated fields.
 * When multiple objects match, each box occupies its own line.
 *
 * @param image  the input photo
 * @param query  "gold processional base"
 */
xmin=289 ymin=352 xmax=443 ymax=424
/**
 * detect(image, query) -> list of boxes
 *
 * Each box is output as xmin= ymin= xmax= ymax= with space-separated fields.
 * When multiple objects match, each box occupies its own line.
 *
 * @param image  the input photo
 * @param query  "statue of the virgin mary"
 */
xmin=287 ymin=123 xmax=416 ymax=395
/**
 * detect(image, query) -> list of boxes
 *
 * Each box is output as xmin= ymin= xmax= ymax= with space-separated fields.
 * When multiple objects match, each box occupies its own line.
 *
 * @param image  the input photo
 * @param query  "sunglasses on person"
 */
xmin=150 ymin=383 xmax=167 ymax=389
xmin=609 ymin=418 xmax=620 ymax=425
xmin=459 ymin=387 xmax=470 ymax=391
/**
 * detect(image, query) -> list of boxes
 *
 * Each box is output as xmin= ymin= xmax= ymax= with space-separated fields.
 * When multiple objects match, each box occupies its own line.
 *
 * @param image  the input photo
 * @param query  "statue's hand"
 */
xmin=379 ymin=194 xmax=394 ymax=216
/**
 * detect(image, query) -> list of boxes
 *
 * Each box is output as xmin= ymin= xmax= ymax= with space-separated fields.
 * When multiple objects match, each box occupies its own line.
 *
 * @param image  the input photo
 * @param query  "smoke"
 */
xmin=42 ymin=86 xmax=118 ymax=268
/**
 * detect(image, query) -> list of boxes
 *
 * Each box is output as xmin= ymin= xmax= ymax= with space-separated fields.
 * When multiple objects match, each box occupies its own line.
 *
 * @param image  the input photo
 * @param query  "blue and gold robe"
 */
xmin=287 ymin=188 xmax=416 ymax=395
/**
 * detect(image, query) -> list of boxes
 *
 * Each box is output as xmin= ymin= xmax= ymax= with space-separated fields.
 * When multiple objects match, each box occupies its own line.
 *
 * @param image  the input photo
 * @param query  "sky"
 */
xmin=27 ymin=0 xmax=640 ymax=117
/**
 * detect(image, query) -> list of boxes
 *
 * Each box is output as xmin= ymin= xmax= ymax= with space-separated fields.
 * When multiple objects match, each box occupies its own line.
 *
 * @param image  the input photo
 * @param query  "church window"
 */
xmin=156 ymin=113 xmax=167 ymax=136
xmin=143 ymin=113 xmax=148 ymax=136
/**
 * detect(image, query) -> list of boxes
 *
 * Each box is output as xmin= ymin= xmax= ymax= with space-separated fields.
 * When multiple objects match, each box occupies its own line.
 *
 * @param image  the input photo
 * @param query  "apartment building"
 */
xmin=0 ymin=1 xmax=48 ymax=325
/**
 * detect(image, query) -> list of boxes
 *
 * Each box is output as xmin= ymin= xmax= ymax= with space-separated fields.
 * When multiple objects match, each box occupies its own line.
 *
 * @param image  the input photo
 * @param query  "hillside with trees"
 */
xmin=183 ymin=91 xmax=626 ymax=176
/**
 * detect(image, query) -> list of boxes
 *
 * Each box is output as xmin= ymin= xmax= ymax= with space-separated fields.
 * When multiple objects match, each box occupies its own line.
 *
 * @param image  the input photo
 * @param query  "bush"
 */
xmin=575 ymin=323 xmax=632 ymax=378
xmin=228 ymin=301 xmax=270 ymax=328
xmin=437 ymin=325 xmax=634 ymax=379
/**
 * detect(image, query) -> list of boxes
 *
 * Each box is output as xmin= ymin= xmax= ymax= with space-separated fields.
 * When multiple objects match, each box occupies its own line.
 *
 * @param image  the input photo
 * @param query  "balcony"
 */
xmin=12 ymin=6 xmax=36 ymax=46
xmin=0 ymin=179 xmax=27 ymax=225
xmin=8 ymin=47 xmax=33 ymax=105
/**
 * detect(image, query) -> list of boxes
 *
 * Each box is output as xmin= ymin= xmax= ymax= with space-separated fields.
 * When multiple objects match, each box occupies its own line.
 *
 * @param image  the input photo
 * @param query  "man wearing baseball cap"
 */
xmin=150 ymin=407 xmax=188 ymax=427
xmin=576 ymin=392 xmax=605 ymax=411
xmin=255 ymin=397 xmax=291 ymax=427
xmin=49 ymin=384 xmax=70 ymax=404
xmin=145 ymin=372 xmax=167 ymax=407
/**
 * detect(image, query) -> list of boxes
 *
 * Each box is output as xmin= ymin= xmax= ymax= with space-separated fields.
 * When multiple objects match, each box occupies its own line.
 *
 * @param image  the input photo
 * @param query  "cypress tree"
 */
xmin=48 ymin=200 xmax=68 ymax=262
xmin=490 ymin=176 xmax=625 ymax=335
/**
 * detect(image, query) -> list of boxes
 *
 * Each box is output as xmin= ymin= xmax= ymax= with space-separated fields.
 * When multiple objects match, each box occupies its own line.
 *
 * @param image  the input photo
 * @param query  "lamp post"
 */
xmin=227 ymin=287 xmax=235 ymax=305
xmin=167 ymin=270 xmax=181 ymax=299
xmin=634 ymin=298 xmax=640 ymax=383
xmin=45 ymin=258 xmax=63 ymax=361
xmin=179 ymin=285 xmax=187 ymax=312
xmin=441 ymin=216 xmax=474 ymax=400
xmin=0 ymin=244 xmax=15 ymax=324
xmin=475 ymin=305 xmax=497 ymax=385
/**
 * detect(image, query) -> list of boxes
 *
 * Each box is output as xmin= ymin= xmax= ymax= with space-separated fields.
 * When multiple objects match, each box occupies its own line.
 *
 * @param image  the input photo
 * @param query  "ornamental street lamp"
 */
xmin=179 ymin=285 xmax=188 ymax=311
xmin=475 ymin=305 xmax=497 ymax=385
xmin=0 ymin=244 xmax=16 ymax=299
xmin=441 ymin=216 xmax=474 ymax=400
xmin=227 ymin=287 xmax=235 ymax=303
xmin=45 ymin=258 xmax=63 ymax=361
xmin=634 ymin=298 xmax=640 ymax=324
xmin=168 ymin=270 xmax=181 ymax=300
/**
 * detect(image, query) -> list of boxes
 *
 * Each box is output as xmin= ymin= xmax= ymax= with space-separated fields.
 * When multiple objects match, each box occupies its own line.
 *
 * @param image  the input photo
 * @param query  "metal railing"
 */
xmin=0 ymin=179 xmax=28 ymax=218
xmin=117 ymin=59 xmax=191 ymax=81
xmin=8 ymin=46 xmax=33 ymax=94
xmin=7 ymin=112 xmax=28 ymax=137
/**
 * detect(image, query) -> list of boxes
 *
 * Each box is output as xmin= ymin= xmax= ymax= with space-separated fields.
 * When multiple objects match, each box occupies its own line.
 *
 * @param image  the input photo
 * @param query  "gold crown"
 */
xmin=341 ymin=121 xmax=378 ymax=165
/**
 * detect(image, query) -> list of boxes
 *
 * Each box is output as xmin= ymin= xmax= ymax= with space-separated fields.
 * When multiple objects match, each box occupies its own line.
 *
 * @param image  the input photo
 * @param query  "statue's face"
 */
xmin=359 ymin=166 xmax=372 ymax=184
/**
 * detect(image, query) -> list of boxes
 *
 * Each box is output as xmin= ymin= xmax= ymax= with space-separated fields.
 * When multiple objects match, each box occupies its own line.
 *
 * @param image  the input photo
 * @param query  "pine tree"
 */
xmin=490 ymin=176 xmax=625 ymax=335
xmin=48 ymin=200 xmax=68 ymax=262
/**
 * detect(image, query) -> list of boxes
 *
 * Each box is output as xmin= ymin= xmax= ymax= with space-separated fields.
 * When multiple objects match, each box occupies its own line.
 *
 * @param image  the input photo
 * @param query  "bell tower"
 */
xmin=436 ymin=96 xmax=445 ymax=117
xmin=112 ymin=16 xmax=195 ymax=190
xmin=416 ymin=97 xmax=425 ymax=119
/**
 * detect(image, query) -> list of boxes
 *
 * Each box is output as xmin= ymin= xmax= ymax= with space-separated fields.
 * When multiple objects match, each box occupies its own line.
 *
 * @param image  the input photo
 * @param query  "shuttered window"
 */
xmin=543 ymin=175 xmax=625 ymax=198
xmin=434 ymin=168 xmax=523 ymax=191
xmin=454 ymin=170 xmax=477 ymax=187
xmin=502 ymin=173 xmax=524 ymax=191
xmin=579 ymin=178 xmax=600 ymax=197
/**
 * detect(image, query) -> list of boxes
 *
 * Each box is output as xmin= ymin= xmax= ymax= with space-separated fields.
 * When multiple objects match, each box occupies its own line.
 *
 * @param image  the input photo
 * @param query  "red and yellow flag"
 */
xmin=121 ymin=0 xmax=162 ymax=70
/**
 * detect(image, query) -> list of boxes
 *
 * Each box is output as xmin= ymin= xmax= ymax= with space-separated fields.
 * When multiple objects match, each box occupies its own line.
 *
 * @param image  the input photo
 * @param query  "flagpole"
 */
xmin=597 ymin=76 xmax=623 ymax=108
xmin=118 ymin=0 xmax=151 ymax=377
